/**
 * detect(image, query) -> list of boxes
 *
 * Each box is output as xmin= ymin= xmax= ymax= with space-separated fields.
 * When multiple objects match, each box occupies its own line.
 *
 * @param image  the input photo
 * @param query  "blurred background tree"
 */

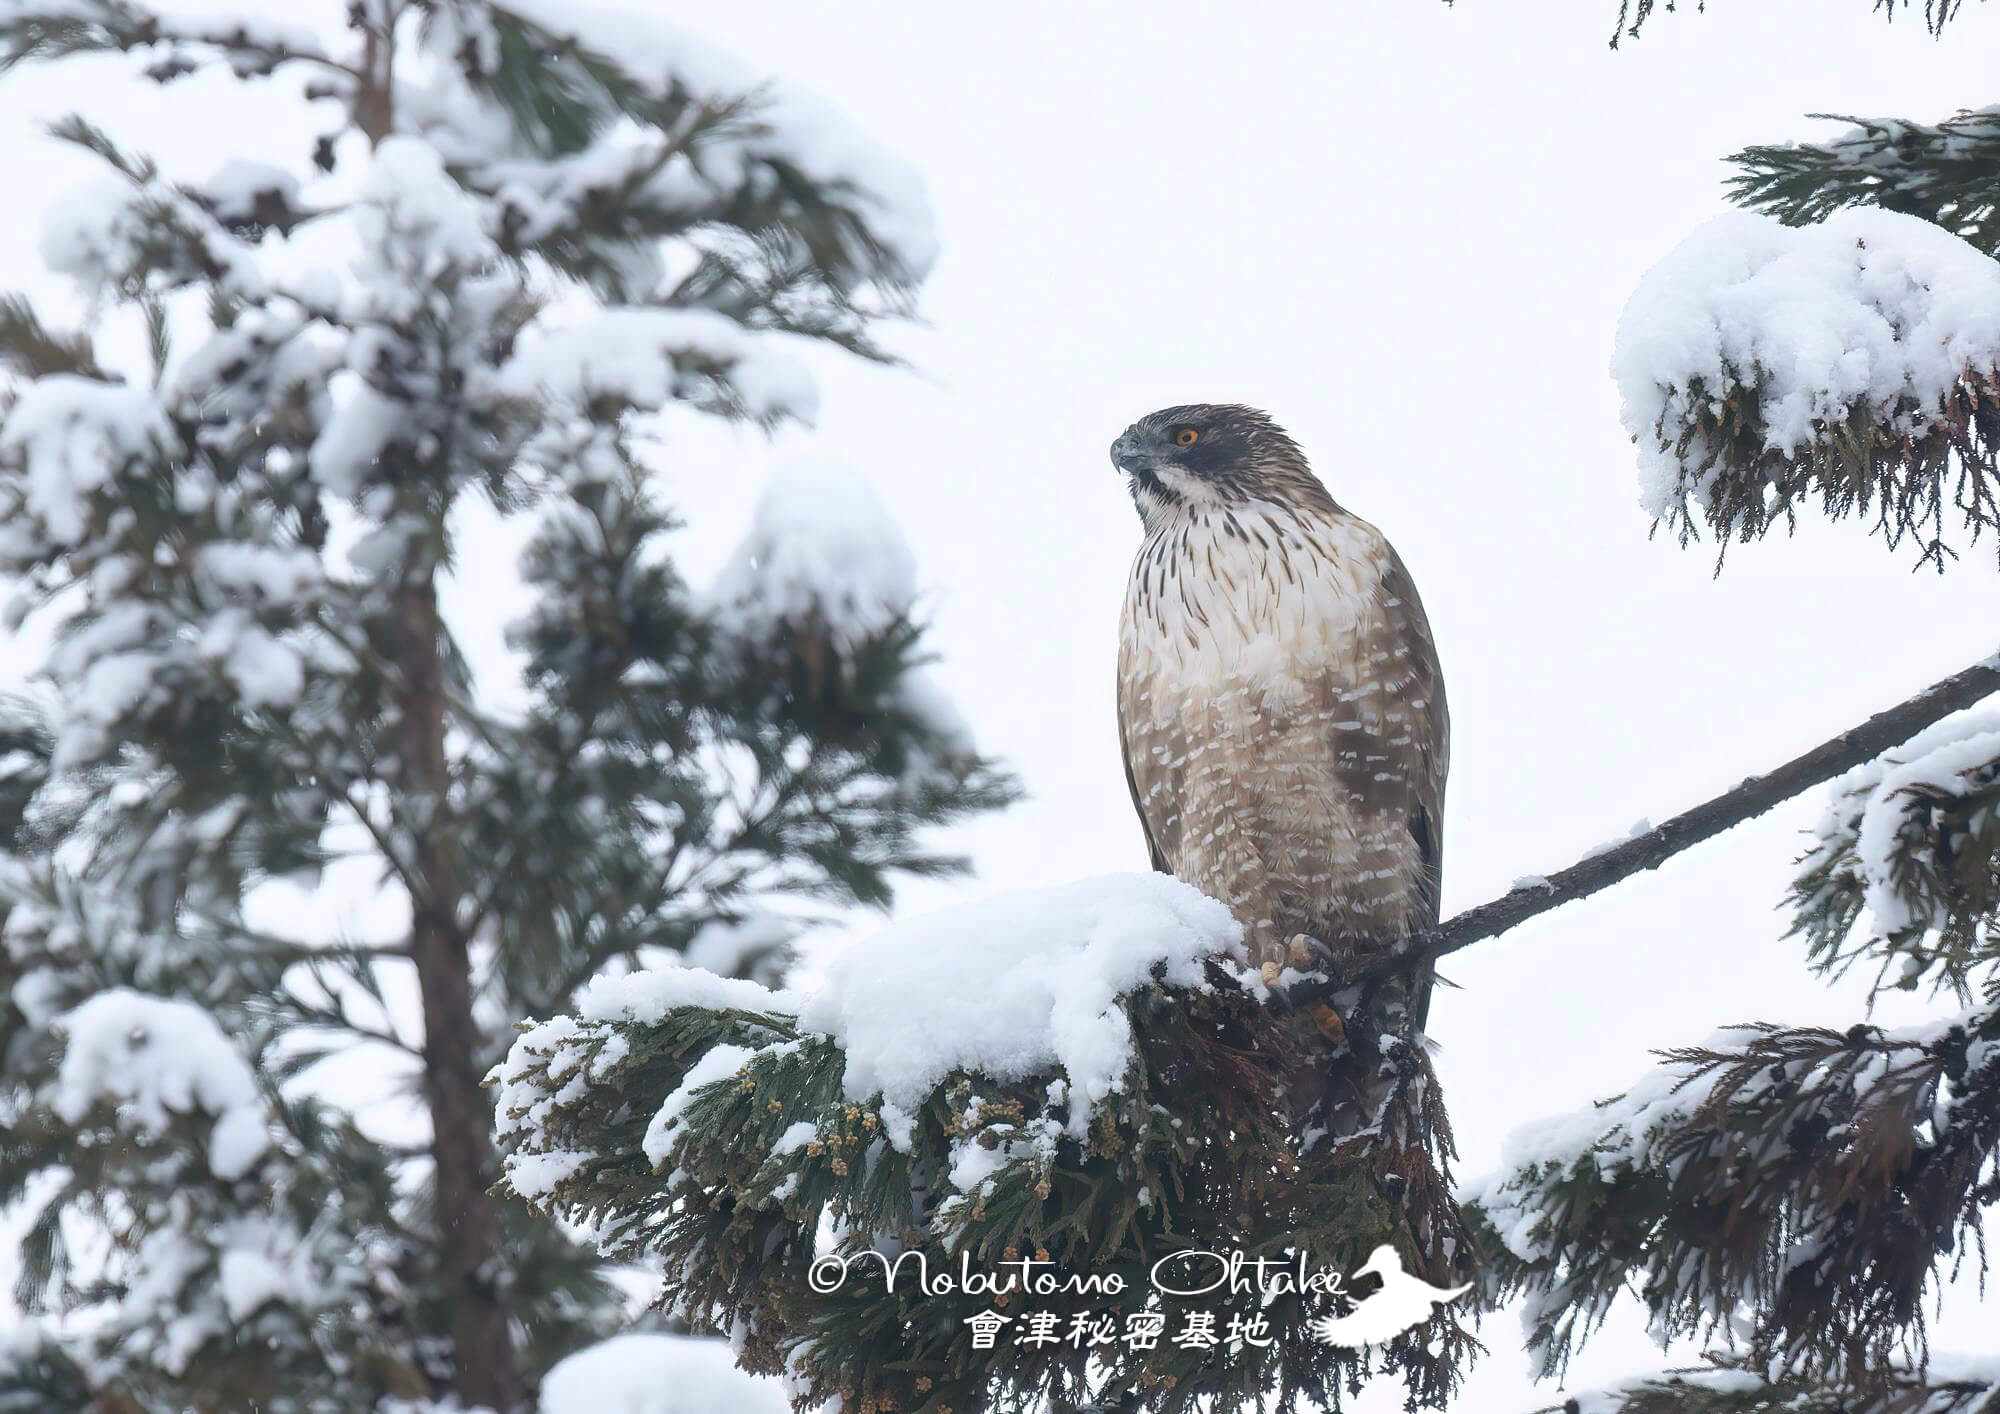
xmin=0 ymin=2 xmax=1015 ymax=1410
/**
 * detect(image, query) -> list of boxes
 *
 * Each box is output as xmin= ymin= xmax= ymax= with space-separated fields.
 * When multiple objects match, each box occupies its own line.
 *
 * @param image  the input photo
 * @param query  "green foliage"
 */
xmin=1534 ymin=1351 xmax=2000 ymax=1413
xmin=1483 ymin=65 xmax=2000 ymax=1356
xmin=1605 ymin=0 xmax=1972 ymax=48
xmin=462 ymin=2 xmax=924 ymax=356
xmin=0 ymin=297 xmax=104 ymax=381
xmin=1626 ymin=102 xmax=2000 ymax=572
xmin=1788 ymin=730 xmax=2000 ymax=1004
xmin=1466 ymin=1008 xmax=2000 ymax=1390
xmin=0 ymin=0 xmax=1009 ymax=1408
xmin=1639 ymin=370 xmax=2000 ymax=573
xmin=1731 ymin=110 xmax=2000 ymax=257
xmin=0 ymin=0 xmax=335 ymax=77
xmin=0 ymin=997 xmax=447 ymax=1413
xmin=495 ymin=966 xmax=1479 ymax=1414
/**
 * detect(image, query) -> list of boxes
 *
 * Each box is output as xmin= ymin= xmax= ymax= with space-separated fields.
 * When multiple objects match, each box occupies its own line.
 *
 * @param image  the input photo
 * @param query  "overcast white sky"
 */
xmin=3 ymin=0 xmax=1999 ymax=1406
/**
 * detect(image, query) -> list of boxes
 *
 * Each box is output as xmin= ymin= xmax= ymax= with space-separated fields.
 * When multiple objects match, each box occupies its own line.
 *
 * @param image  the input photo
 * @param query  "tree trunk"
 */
xmin=354 ymin=17 xmax=518 ymax=1408
xmin=397 ymin=571 xmax=521 ymax=1412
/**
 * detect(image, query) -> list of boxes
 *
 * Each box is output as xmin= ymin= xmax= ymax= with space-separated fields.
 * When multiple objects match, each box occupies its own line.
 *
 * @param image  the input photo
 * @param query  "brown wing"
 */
xmin=1381 ymin=545 xmax=1448 ymax=929
xmin=1376 ymin=544 xmax=1449 ymax=1027
xmin=1117 ymin=675 xmax=1173 ymax=875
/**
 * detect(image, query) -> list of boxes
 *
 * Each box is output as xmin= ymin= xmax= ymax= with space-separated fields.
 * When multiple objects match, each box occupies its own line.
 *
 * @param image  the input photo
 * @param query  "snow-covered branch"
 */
xmin=1730 ymin=107 xmax=2000 ymax=257
xmin=1535 ymin=1350 xmax=2000 ymax=1413
xmin=1614 ymin=208 xmax=2000 ymax=569
xmin=492 ymin=874 xmax=1475 ymax=1414
xmin=0 ymin=0 xmax=353 ymax=82
xmin=1465 ymin=1003 xmax=2000 ymax=1390
xmin=0 ymin=3 xmax=1001 ymax=1408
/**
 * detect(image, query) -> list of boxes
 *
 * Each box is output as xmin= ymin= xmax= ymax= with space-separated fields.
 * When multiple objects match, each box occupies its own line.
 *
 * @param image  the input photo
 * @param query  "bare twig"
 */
xmin=1342 ymin=653 xmax=2000 ymax=988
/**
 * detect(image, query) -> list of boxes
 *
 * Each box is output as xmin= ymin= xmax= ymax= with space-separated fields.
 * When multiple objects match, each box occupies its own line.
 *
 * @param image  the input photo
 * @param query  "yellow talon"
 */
xmin=1305 ymin=1001 xmax=1346 ymax=1045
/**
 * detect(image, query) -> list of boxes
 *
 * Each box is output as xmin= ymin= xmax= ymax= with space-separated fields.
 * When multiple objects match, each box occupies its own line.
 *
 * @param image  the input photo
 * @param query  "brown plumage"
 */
xmin=1111 ymin=404 xmax=1448 ymax=1028
xmin=1108 ymin=403 xmax=1471 ymax=1322
xmin=1111 ymin=403 xmax=1462 ymax=1286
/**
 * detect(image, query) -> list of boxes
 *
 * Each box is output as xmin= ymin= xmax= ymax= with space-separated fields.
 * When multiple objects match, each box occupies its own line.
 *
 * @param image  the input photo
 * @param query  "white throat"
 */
xmin=1123 ymin=500 xmax=1383 ymax=689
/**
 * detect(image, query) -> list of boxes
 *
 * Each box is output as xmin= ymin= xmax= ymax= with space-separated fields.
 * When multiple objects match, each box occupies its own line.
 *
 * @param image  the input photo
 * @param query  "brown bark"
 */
xmin=396 ymin=572 xmax=520 ymax=1413
xmin=357 ymin=12 xmax=518 ymax=1408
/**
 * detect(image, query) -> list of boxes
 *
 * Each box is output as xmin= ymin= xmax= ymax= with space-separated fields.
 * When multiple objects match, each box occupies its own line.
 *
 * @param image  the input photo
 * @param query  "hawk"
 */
xmin=1111 ymin=403 xmax=1448 ymax=1034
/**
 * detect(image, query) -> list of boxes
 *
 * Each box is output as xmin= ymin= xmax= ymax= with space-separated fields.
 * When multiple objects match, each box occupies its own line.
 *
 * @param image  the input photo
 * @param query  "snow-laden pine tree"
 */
xmin=0 ymin=3 xmax=1015 ymax=1410
xmin=1463 ymin=103 xmax=2000 ymax=1414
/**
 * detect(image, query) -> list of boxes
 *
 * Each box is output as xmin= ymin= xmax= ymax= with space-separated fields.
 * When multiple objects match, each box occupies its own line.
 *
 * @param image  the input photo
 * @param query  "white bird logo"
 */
xmin=1310 ymin=1245 xmax=1471 ymax=1349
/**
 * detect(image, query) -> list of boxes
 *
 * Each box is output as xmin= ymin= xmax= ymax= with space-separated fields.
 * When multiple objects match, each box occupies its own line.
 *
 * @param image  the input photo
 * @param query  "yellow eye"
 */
xmin=1175 ymin=428 xmax=1199 ymax=447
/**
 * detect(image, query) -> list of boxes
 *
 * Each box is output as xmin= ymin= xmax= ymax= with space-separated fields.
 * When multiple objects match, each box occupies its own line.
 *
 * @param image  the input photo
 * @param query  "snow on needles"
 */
xmin=54 ymin=989 xmax=269 ymax=1181
xmin=540 ymin=1332 xmax=790 ymax=1414
xmin=1613 ymin=208 xmax=2000 ymax=517
xmin=1466 ymin=1008 xmax=1985 ymax=1271
xmin=711 ymin=457 xmax=918 ymax=652
xmin=0 ymin=377 xmax=173 ymax=549
xmin=797 ymin=874 xmax=1244 ymax=1149
xmin=1804 ymin=708 xmax=2000 ymax=938
xmin=490 ymin=0 xmax=938 ymax=282
xmin=1465 ymin=1024 xmax=1768 ymax=1268
xmin=355 ymin=137 xmax=496 ymax=288
xmin=496 ymin=872 xmax=1248 ymax=1179
xmin=493 ymin=308 xmax=816 ymax=426
xmin=705 ymin=457 xmax=982 ymax=755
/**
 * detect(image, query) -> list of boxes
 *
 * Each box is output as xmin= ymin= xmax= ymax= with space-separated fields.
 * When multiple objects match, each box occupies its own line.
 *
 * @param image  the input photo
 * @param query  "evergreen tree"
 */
xmin=0 ymin=3 xmax=1014 ymax=1410
xmin=501 ymin=38 xmax=2000 ymax=1414
xmin=1465 ymin=100 xmax=2000 ymax=1414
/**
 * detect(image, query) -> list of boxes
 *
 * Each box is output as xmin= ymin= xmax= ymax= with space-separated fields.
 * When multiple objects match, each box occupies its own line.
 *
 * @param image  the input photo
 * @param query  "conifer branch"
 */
xmin=1534 ymin=1351 xmax=2000 ymax=1412
xmin=1605 ymin=0 xmax=1969 ymax=48
xmin=1728 ymin=108 xmax=2000 ymax=256
xmin=0 ymin=1 xmax=360 ymax=82
xmin=187 ymin=912 xmax=406 ymax=967
xmin=285 ymin=992 xmax=425 ymax=1061
xmin=1339 ymin=654 xmax=2000 ymax=988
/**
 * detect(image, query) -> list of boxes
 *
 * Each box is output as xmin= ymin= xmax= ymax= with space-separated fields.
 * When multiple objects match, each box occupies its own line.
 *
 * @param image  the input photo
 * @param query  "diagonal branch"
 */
xmin=1346 ymin=653 xmax=2000 ymax=987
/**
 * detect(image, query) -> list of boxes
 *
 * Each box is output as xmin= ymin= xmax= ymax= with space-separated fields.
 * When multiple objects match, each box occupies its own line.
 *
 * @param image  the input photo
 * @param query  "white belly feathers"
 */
xmin=1116 ymin=501 xmax=1424 ymax=959
xmin=1120 ymin=503 xmax=1384 ymax=702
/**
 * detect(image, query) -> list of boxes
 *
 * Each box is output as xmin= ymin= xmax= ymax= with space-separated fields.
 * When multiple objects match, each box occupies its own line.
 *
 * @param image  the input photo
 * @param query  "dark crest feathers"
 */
xmin=1119 ymin=404 xmax=1331 ymax=510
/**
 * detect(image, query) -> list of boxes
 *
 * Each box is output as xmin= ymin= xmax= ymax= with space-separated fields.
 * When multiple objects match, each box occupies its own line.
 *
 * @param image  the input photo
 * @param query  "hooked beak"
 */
xmin=1110 ymin=432 xmax=1154 ymax=475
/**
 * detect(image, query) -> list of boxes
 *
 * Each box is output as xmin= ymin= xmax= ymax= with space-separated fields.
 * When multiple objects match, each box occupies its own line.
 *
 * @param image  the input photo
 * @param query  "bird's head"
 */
xmin=1110 ymin=404 xmax=1328 ymax=527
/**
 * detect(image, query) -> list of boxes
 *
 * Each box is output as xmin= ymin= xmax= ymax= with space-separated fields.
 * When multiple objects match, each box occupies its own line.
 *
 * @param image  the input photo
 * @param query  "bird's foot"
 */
xmin=1261 ymin=937 xmax=1347 ymax=1044
xmin=1265 ymin=937 xmax=1339 ymax=997
xmin=1287 ymin=933 xmax=1338 ymax=973
xmin=1302 ymin=1000 xmax=1346 ymax=1045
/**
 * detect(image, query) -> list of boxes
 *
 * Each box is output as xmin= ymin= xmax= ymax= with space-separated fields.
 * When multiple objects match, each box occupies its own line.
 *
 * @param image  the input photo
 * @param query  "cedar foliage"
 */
xmin=494 ymin=957 xmax=1476 ymax=1414
xmin=1607 ymin=0 xmax=1973 ymax=48
xmin=1468 ymin=79 xmax=2000 ymax=1414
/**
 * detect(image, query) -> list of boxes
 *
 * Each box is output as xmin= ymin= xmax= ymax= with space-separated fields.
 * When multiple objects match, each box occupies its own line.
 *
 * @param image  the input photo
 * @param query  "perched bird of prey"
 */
xmin=1112 ymin=404 xmax=1462 ymax=1288
xmin=1111 ymin=403 xmax=1449 ymax=1032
